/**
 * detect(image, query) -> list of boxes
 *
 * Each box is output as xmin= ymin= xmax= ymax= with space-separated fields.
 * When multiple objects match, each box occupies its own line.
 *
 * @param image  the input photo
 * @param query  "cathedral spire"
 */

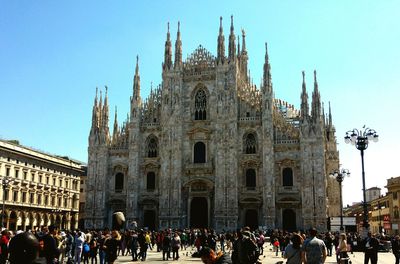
xmin=112 ymin=106 xmax=119 ymax=144
xmin=237 ymin=35 xmax=241 ymax=55
xmin=241 ymin=29 xmax=248 ymax=79
xmin=311 ymin=70 xmax=321 ymax=121
xmin=174 ymin=21 xmax=182 ymax=69
xmin=98 ymin=89 xmax=103 ymax=128
xmin=133 ymin=55 xmax=141 ymax=100
xmin=102 ymin=85 xmax=110 ymax=134
xmin=91 ymin=87 xmax=99 ymax=131
xmin=163 ymin=22 xmax=172 ymax=70
xmin=217 ymin=16 xmax=225 ymax=64
xmin=263 ymin=43 xmax=272 ymax=94
xmin=228 ymin=15 xmax=236 ymax=62
xmin=300 ymin=71 xmax=309 ymax=119
xmin=328 ymin=101 xmax=332 ymax=128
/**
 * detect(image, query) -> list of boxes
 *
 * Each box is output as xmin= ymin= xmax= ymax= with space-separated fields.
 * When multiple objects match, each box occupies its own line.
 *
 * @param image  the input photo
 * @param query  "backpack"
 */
xmin=83 ymin=243 xmax=90 ymax=253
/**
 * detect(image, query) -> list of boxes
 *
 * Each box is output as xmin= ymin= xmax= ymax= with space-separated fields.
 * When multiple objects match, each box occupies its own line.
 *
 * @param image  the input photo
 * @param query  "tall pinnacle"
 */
xmin=300 ymin=71 xmax=309 ymax=118
xmin=174 ymin=21 xmax=182 ymax=69
xmin=311 ymin=70 xmax=321 ymax=120
xmin=133 ymin=55 xmax=141 ymax=100
xmin=228 ymin=15 xmax=236 ymax=62
xmin=263 ymin=43 xmax=271 ymax=92
xmin=163 ymin=22 xmax=172 ymax=70
xmin=113 ymin=106 xmax=119 ymax=143
xmin=217 ymin=16 xmax=225 ymax=64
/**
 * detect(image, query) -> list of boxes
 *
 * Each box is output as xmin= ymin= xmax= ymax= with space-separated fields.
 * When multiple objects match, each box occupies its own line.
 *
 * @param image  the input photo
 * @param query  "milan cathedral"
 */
xmin=85 ymin=17 xmax=340 ymax=231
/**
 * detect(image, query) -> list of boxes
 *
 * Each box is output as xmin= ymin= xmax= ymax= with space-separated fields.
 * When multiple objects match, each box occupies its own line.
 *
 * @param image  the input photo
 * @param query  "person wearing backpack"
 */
xmin=82 ymin=240 xmax=90 ymax=264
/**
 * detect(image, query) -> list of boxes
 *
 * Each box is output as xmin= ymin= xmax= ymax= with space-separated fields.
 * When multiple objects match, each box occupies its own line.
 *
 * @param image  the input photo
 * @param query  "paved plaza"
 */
xmin=113 ymin=243 xmax=396 ymax=264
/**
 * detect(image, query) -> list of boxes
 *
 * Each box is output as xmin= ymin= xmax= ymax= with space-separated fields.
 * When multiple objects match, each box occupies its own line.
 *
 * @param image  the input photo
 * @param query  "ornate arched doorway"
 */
xmin=245 ymin=209 xmax=258 ymax=230
xmin=143 ymin=210 xmax=156 ymax=231
xmin=190 ymin=197 xmax=208 ymax=228
xmin=282 ymin=209 xmax=296 ymax=231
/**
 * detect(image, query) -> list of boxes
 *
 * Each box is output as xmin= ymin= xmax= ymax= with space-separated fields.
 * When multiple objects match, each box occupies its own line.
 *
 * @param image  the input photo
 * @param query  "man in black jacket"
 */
xmin=392 ymin=235 xmax=400 ymax=264
xmin=363 ymin=232 xmax=379 ymax=264
xmin=37 ymin=226 xmax=58 ymax=264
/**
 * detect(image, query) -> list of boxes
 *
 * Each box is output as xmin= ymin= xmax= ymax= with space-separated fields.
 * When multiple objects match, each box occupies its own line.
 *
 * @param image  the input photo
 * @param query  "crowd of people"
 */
xmin=0 ymin=225 xmax=399 ymax=264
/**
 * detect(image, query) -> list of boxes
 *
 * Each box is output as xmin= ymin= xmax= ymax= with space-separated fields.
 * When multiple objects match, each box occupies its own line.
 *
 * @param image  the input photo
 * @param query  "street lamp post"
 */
xmin=344 ymin=127 xmax=378 ymax=233
xmin=330 ymin=169 xmax=350 ymax=231
xmin=1 ymin=176 xmax=13 ymax=229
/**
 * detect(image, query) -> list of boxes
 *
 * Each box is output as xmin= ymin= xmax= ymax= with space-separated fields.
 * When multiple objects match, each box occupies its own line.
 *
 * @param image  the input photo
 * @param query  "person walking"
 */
xmin=171 ymin=232 xmax=181 ymax=260
xmin=363 ymin=232 xmax=379 ymax=264
xmin=301 ymin=227 xmax=327 ymax=264
xmin=392 ymin=235 xmax=400 ymax=264
xmin=284 ymin=233 xmax=303 ymax=264
xmin=103 ymin=230 xmax=120 ymax=264
xmin=336 ymin=233 xmax=349 ymax=264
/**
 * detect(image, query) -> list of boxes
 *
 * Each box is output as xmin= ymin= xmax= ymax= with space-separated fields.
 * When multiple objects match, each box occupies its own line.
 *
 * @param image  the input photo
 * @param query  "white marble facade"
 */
xmin=85 ymin=18 xmax=340 ymax=232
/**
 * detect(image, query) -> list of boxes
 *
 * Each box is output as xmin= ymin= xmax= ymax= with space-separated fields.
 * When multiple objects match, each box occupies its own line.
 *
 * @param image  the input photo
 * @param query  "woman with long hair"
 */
xmin=103 ymin=230 xmax=121 ymax=264
xmin=337 ymin=233 xmax=349 ymax=263
xmin=283 ymin=233 xmax=303 ymax=264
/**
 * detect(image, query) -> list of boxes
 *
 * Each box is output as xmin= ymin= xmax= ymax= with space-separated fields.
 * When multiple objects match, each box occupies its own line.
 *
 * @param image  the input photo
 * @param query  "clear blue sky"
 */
xmin=1 ymin=1 xmax=399 ymax=206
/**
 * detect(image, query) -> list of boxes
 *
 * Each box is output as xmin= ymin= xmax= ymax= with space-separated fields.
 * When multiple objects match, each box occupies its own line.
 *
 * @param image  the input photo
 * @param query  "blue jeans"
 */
xmin=99 ymin=250 xmax=106 ymax=264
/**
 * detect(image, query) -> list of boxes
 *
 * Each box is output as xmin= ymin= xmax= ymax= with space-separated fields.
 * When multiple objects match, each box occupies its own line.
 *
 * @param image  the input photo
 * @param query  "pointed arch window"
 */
xmin=147 ymin=172 xmax=156 ymax=191
xmin=244 ymin=133 xmax=257 ymax=154
xmin=147 ymin=136 xmax=158 ymax=158
xmin=246 ymin=168 xmax=256 ymax=190
xmin=115 ymin=173 xmax=124 ymax=192
xmin=282 ymin=168 xmax=293 ymax=187
xmin=194 ymin=142 xmax=206 ymax=163
xmin=194 ymin=89 xmax=207 ymax=120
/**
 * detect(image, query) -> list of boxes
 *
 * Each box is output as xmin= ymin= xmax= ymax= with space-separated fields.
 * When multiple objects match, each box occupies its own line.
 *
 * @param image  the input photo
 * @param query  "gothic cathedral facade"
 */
xmin=85 ymin=17 xmax=340 ymax=231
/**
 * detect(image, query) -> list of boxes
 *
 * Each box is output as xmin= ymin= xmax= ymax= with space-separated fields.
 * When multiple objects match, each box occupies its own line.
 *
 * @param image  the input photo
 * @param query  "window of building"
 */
xmin=395 ymin=206 xmax=399 ymax=219
xmin=245 ymin=169 xmax=256 ymax=190
xmin=394 ymin=192 xmax=398 ymax=200
xmin=147 ymin=136 xmax=158 ymax=158
xmin=51 ymin=196 xmax=55 ymax=206
xmin=244 ymin=133 xmax=257 ymax=154
xmin=46 ymin=177 xmax=49 ymax=185
xmin=22 ymin=192 xmax=26 ymax=203
xmin=38 ymin=194 xmax=42 ymax=205
xmin=115 ymin=173 xmax=124 ymax=192
xmin=194 ymin=142 xmax=206 ymax=163
xmin=13 ymin=191 xmax=18 ymax=201
xmin=15 ymin=170 xmax=19 ymax=178
xmin=147 ymin=172 xmax=156 ymax=190
xmin=282 ymin=167 xmax=293 ymax=186
xmin=53 ymin=178 xmax=56 ymax=185
xmin=30 ymin=193 xmax=34 ymax=203
xmin=39 ymin=175 xmax=42 ymax=183
xmin=6 ymin=168 xmax=10 ymax=176
xmin=64 ymin=198 xmax=68 ymax=208
xmin=44 ymin=195 xmax=48 ymax=205
xmin=23 ymin=171 xmax=27 ymax=180
xmin=194 ymin=89 xmax=207 ymax=120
